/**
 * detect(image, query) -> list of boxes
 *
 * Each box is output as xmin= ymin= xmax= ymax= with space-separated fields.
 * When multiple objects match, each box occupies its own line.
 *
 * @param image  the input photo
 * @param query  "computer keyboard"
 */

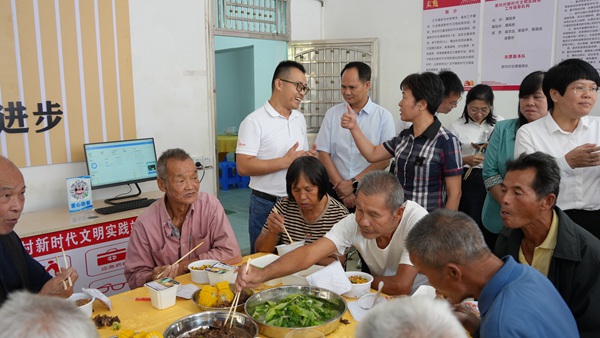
xmin=95 ymin=198 xmax=157 ymax=215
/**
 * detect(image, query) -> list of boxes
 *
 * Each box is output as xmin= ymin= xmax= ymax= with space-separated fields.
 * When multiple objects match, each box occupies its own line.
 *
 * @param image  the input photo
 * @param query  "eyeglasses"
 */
xmin=572 ymin=86 xmax=599 ymax=95
xmin=468 ymin=106 xmax=491 ymax=114
xmin=445 ymin=96 xmax=462 ymax=107
xmin=280 ymin=79 xmax=311 ymax=93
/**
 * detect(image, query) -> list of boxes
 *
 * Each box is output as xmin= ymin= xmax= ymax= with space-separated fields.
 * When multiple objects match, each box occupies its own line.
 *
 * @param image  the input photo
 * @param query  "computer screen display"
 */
xmin=83 ymin=138 xmax=158 ymax=189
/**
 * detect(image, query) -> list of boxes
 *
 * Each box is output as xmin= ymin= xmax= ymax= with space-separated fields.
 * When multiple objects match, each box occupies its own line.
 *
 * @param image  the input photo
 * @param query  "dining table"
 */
xmin=94 ymin=253 xmax=361 ymax=337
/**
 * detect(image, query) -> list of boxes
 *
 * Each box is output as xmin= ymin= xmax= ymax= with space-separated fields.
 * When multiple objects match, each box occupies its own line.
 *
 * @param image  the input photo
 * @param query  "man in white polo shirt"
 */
xmin=236 ymin=60 xmax=313 ymax=253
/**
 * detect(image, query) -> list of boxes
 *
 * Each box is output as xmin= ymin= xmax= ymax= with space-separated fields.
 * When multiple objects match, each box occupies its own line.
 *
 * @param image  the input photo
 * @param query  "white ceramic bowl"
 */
xmin=188 ymin=259 xmax=219 ymax=284
xmin=343 ymin=271 xmax=373 ymax=298
xmin=68 ymin=292 xmax=95 ymax=318
xmin=275 ymin=241 xmax=305 ymax=256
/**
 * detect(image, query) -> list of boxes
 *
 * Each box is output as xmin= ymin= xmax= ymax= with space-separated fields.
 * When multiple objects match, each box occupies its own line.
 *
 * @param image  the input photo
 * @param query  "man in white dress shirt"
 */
xmin=315 ymin=62 xmax=395 ymax=211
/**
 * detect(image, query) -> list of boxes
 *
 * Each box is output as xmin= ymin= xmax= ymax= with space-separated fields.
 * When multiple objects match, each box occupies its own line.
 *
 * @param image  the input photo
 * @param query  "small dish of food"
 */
xmin=188 ymin=259 xmax=219 ymax=284
xmin=343 ymin=271 xmax=373 ymax=298
xmin=68 ymin=292 xmax=95 ymax=317
xmin=193 ymin=281 xmax=254 ymax=312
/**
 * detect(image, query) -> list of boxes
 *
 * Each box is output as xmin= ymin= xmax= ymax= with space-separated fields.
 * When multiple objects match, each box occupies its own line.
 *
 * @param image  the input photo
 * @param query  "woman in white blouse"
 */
xmin=448 ymin=84 xmax=503 ymax=249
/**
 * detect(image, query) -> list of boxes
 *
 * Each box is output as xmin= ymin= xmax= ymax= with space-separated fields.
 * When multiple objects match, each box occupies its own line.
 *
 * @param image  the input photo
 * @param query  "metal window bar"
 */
xmin=215 ymin=0 xmax=289 ymax=40
xmin=292 ymin=44 xmax=375 ymax=133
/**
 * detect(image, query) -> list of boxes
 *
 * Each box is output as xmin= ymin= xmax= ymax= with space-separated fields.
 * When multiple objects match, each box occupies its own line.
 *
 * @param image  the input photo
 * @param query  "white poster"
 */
xmin=422 ymin=0 xmax=481 ymax=89
xmin=481 ymin=0 xmax=555 ymax=90
xmin=555 ymin=0 xmax=600 ymax=71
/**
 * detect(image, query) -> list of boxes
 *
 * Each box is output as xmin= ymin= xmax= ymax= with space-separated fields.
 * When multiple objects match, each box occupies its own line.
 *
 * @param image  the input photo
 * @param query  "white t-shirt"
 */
xmin=515 ymin=114 xmax=600 ymax=210
xmin=448 ymin=116 xmax=502 ymax=169
xmin=236 ymin=101 xmax=308 ymax=197
xmin=324 ymin=200 xmax=428 ymax=276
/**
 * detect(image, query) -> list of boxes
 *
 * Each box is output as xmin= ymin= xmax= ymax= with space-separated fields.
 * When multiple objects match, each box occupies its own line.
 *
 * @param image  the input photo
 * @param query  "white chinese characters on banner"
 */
xmin=422 ymin=0 xmax=481 ymax=89
xmin=481 ymin=0 xmax=555 ymax=90
xmin=22 ymin=217 xmax=136 ymax=296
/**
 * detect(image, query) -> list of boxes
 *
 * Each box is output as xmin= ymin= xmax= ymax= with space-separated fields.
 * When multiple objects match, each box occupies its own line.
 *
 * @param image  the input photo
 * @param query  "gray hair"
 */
xmin=356 ymin=171 xmax=405 ymax=212
xmin=406 ymin=209 xmax=489 ymax=269
xmin=0 ymin=291 xmax=99 ymax=338
xmin=157 ymin=148 xmax=192 ymax=180
xmin=356 ymin=296 xmax=467 ymax=338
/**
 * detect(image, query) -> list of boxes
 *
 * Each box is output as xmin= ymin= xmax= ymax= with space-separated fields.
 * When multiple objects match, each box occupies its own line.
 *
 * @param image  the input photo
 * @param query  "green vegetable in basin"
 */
xmin=251 ymin=294 xmax=340 ymax=328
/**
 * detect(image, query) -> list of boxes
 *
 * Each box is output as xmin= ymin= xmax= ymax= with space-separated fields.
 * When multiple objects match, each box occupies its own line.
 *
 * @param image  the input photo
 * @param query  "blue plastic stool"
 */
xmin=219 ymin=161 xmax=240 ymax=190
xmin=238 ymin=175 xmax=250 ymax=188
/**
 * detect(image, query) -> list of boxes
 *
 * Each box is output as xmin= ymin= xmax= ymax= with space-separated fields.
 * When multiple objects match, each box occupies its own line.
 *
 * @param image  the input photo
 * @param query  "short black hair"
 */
xmin=341 ymin=62 xmax=371 ymax=83
xmin=505 ymin=152 xmax=560 ymax=203
xmin=286 ymin=156 xmax=328 ymax=202
xmin=461 ymin=84 xmax=497 ymax=125
xmin=543 ymin=58 xmax=600 ymax=111
xmin=517 ymin=71 xmax=545 ymax=130
xmin=400 ymin=72 xmax=444 ymax=115
xmin=157 ymin=148 xmax=192 ymax=181
xmin=438 ymin=70 xmax=464 ymax=97
xmin=271 ymin=60 xmax=306 ymax=92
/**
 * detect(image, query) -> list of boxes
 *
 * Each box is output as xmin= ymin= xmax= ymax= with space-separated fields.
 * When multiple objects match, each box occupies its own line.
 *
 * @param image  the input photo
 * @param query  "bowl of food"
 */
xmin=245 ymin=285 xmax=347 ymax=338
xmin=192 ymin=282 xmax=254 ymax=312
xmin=68 ymin=292 xmax=95 ymax=318
xmin=343 ymin=271 xmax=373 ymax=298
xmin=188 ymin=259 xmax=219 ymax=284
xmin=275 ymin=241 xmax=305 ymax=256
xmin=163 ymin=311 xmax=258 ymax=338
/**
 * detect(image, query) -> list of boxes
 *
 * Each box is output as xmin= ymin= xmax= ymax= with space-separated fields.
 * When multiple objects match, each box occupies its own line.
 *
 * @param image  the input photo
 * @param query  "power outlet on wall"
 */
xmin=191 ymin=156 xmax=203 ymax=169
xmin=191 ymin=155 xmax=213 ymax=169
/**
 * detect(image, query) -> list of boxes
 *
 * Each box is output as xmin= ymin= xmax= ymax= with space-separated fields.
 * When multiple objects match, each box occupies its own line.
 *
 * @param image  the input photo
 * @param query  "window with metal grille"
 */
xmin=214 ymin=0 xmax=289 ymax=41
xmin=290 ymin=39 xmax=378 ymax=133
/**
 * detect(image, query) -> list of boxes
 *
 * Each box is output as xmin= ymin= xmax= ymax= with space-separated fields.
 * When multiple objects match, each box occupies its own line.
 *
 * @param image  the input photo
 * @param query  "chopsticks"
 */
xmin=463 ymin=146 xmax=485 ymax=180
xmin=225 ymin=258 xmax=252 ymax=328
xmin=61 ymin=247 xmax=73 ymax=287
xmin=156 ymin=241 xmax=205 ymax=279
xmin=54 ymin=254 xmax=68 ymax=290
xmin=271 ymin=207 xmax=294 ymax=244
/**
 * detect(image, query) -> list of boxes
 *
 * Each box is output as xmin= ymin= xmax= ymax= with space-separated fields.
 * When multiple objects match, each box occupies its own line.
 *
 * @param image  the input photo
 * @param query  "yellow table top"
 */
xmin=217 ymin=135 xmax=238 ymax=154
xmin=95 ymin=254 xmax=358 ymax=337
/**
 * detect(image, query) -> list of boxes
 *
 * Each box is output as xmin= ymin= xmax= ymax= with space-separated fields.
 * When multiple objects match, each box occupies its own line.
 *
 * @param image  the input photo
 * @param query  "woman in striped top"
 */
xmin=254 ymin=156 xmax=349 ymax=265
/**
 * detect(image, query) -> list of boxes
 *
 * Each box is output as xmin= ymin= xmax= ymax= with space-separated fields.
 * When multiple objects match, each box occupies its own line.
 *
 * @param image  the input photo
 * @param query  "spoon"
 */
xmin=371 ymin=281 xmax=384 ymax=308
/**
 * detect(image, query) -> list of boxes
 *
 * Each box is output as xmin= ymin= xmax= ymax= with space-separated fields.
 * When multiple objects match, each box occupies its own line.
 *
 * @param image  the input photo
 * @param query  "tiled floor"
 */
xmin=218 ymin=187 xmax=252 ymax=255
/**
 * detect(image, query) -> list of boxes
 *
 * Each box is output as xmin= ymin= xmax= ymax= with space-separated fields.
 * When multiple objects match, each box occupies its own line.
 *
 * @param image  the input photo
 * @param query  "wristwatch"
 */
xmin=351 ymin=177 xmax=359 ymax=192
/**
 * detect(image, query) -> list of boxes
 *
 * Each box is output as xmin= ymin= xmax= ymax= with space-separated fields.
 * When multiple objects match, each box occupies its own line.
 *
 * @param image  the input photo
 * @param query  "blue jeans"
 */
xmin=248 ymin=194 xmax=276 ymax=254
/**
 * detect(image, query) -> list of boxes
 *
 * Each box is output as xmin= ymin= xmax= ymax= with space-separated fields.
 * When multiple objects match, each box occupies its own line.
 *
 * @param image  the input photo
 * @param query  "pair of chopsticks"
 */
xmin=225 ymin=258 xmax=252 ymax=328
xmin=463 ymin=146 xmax=485 ymax=180
xmin=156 ymin=241 xmax=205 ymax=279
xmin=271 ymin=207 xmax=294 ymax=244
xmin=55 ymin=247 xmax=73 ymax=290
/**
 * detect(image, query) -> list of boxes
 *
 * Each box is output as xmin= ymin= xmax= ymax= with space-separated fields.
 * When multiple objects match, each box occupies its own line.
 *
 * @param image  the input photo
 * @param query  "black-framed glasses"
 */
xmin=446 ymin=96 xmax=462 ymax=107
xmin=280 ymin=79 xmax=311 ymax=93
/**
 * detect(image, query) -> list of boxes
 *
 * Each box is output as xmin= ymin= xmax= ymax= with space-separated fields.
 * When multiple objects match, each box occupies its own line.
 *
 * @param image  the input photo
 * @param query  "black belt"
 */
xmin=251 ymin=189 xmax=278 ymax=202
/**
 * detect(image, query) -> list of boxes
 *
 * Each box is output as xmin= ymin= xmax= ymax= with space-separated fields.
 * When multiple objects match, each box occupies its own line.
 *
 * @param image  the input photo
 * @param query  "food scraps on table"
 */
xmin=92 ymin=314 xmax=121 ymax=329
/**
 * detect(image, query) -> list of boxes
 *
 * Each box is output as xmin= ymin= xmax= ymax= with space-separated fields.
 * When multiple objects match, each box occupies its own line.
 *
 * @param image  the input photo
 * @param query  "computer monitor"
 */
xmin=83 ymin=138 xmax=158 ymax=204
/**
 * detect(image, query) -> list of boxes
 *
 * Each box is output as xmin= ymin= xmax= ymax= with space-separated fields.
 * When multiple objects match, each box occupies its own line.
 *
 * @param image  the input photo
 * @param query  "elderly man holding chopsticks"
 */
xmin=0 ymin=156 xmax=79 ymax=306
xmin=124 ymin=149 xmax=242 ymax=289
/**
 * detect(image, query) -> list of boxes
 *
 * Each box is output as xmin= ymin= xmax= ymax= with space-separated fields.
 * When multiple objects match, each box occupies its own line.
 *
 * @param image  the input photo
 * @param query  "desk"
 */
xmin=95 ymin=254 xmax=358 ymax=337
xmin=217 ymin=135 xmax=238 ymax=162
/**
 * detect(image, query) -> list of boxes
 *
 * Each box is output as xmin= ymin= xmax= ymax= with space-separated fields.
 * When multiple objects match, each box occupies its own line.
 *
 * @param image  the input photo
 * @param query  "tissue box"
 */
xmin=282 ymin=265 xmax=324 ymax=286
xmin=205 ymin=262 xmax=236 ymax=285
xmin=144 ymin=277 xmax=180 ymax=310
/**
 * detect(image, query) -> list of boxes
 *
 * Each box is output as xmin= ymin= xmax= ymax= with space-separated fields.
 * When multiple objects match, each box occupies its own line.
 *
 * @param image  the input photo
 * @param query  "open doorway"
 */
xmin=214 ymin=36 xmax=287 ymax=255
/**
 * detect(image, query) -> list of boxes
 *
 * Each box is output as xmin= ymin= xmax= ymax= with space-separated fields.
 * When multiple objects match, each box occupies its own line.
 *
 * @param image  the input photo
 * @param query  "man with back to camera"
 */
xmin=496 ymin=151 xmax=600 ymax=338
xmin=0 ymin=156 xmax=78 ymax=306
xmin=236 ymin=60 xmax=315 ymax=253
xmin=405 ymin=208 xmax=578 ymax=337
xmin=236 ymin=171 xmax=429 ymax=296
xmin=315 ymin=61 xmax=395 ymax=211
xmin=124 ymin=148 xmax=241 ymax=288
